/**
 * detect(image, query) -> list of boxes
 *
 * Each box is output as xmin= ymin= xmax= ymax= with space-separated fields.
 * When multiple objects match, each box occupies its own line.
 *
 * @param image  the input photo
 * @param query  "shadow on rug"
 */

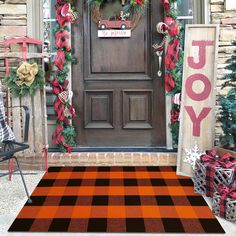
xmin=9 ymin=166 xmax=225 ymax=233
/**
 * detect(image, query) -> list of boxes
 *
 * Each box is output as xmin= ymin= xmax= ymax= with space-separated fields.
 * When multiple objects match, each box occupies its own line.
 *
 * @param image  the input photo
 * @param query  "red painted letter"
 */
xmin=188 ymin=40 xmax=214 ymax=69
xmin=185 ymin=73 xmax=211 ymax=101
xmin=185 ymin=106 xmax=212 ymax=137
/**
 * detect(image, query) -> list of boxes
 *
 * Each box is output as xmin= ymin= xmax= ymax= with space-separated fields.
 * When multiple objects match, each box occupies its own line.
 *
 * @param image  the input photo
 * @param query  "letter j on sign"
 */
xmin=177 ymin=25 xmax=219 ymax=177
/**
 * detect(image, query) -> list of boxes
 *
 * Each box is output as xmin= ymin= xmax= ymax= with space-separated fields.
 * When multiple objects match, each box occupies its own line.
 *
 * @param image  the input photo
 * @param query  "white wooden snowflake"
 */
xmin=183 ymin=144 xmax=205 ymax=170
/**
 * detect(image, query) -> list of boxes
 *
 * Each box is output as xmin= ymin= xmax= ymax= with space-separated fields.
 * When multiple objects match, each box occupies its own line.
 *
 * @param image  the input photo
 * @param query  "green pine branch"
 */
xmin=219 ymin=40 xmax=236 ymax=148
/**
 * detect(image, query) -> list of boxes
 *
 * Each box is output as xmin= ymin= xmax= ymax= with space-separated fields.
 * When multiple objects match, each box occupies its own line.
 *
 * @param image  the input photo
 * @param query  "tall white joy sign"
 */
xmin=177 ymin=25 xmax=219 ymax=177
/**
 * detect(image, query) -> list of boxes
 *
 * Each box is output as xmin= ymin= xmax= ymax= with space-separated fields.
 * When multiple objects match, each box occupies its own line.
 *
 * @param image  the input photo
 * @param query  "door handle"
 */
xmin=155 ymin=50 xmax=163 ymax=77
xmin=152 ymin=22 xmax=169 ymax=78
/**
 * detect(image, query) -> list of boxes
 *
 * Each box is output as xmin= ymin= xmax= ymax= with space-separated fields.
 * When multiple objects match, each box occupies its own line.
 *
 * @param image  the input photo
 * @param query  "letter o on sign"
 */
xmin=185 ymin=73 xmax=211 ymax=101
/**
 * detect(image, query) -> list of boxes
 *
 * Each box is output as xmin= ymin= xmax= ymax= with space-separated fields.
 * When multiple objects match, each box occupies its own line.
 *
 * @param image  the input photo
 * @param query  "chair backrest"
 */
xmin=0 ymin=81 xmax=15 ymax=143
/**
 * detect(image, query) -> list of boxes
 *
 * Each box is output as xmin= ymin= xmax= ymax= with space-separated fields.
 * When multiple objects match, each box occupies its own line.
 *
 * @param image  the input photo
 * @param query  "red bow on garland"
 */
xmin=171 ymin=109 xmax=180 ymax=124
xmin=51 ymin=78 xmax=76 ymax=122
xmin=56 ymin=30 xmax=71 ymax=51
xmin=165 ymin=38 xmax=180 ymax=70
xmin=162 ymin=0 xmax=170 ymax=12
xmin=57 ymin=0 xmax=67 ymax=4
xmin=54 ymin=50 xmax=66 ymax=71
xmin=53 ymin=125 xmax=65 ymax=145
xmin=166 ymin=16 xmax=180 ymax=37
xmin=52 ymin=125 xmax=73 ymax=153
xmin=51 ymin=77 xmax=69 ymax=95
xmin=134 ymin=0 xmax=145 ymax=7
xmin=165 ymin=73 xmax=175 ymax=92
xmin=56 ymin=5 xmax=71 ymax=27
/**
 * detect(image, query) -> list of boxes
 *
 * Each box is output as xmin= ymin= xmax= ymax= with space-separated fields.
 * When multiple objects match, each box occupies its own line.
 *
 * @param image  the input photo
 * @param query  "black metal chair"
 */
xmin=0 ymin=102 xmax=32 ymax=204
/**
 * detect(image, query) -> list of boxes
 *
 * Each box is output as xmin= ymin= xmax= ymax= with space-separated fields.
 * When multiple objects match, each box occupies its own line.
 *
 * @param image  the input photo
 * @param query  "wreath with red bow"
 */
xmin=52 ymin=0 xmax=78 ymax=152
xmin=89 ymin=0 xmax=148 ymax=29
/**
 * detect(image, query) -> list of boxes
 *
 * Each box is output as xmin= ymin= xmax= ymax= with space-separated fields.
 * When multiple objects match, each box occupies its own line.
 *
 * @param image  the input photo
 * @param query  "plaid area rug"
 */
xmin=9 ymin=166 xmax=225 ymax=233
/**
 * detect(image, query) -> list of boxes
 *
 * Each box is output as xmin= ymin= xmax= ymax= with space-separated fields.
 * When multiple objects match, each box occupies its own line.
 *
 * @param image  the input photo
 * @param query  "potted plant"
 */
xmin=216 ymin=40 xmax=236 ymax=158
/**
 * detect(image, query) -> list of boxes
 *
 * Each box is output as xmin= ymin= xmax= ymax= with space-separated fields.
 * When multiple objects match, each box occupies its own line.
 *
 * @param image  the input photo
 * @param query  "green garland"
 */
xmin=52 ymin=0 xmax=78 ymax=153
xmin=4 ymin=63 xmax=45 ymax=98
xmin=164 ymin=0 xmax=184 ymax=147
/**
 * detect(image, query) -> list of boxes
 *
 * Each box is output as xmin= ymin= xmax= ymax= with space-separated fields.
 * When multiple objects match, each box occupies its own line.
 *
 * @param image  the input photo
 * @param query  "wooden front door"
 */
xmin=73 ymin=0 xmax=166 ymax=147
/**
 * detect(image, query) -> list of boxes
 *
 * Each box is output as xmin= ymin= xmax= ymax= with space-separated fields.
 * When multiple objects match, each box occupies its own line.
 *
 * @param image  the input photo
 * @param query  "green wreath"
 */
xmin=4 ymin=62 xmax=45 ymax=98
xmin=89 ymin=0 xmax=148 ymax=29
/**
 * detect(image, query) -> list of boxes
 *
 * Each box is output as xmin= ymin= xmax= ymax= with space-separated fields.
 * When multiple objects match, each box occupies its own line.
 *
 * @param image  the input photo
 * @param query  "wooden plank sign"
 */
xmin=98 ymin=30 xmax=131 ymax=38
xmin=177 ymin=25 xmax=219 ymax=177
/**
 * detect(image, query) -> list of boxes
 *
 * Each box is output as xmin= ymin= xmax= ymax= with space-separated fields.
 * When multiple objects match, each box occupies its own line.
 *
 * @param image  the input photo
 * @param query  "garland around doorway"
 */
xmin=51 ymin=0 xmax=183 ymax=151
xmin=52 ymin=0 xmax=78 ymax=152
xmin=162 ymin=0 xmax=183 ymax=146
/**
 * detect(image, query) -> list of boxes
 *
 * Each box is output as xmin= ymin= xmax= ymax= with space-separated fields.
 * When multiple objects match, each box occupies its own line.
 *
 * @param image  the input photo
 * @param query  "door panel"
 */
xmin=72 ymin=0 xmax=166 ymax=147
xmin=91 ymin=20 xmax=146 ymax=73
xmin=84 ymin=90 xmax=114 ymax=129
xmin=123 ymin=90 xmax=153 ymax=129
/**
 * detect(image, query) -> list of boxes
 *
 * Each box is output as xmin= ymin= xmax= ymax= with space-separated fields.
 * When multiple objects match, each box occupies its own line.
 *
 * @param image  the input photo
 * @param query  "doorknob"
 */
xmin=152 ymin=22 xmax=169 ymax=77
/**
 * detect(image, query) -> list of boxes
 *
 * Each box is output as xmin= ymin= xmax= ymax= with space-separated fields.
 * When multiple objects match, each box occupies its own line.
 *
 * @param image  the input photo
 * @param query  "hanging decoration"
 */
xmin=161 ymin=0 xmax=184 ymax=147
xmin=4 ymin=62 xmax=45 ymax=98
xmin=52 ymin=0 xmax=78 ymax=152
xmin=89 ymin=0 xmax=148 ymax=29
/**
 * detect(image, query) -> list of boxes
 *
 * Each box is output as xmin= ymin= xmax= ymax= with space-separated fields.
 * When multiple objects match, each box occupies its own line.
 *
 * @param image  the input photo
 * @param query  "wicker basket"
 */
xmin=193 ymin=159 xmax=235 ymax=196
xmin=212 ymin=191 xmax=236 ymax=223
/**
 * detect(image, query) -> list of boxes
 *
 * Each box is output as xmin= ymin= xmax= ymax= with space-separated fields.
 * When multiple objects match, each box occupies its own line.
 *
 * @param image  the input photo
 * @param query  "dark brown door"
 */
xmin=72 ymin=0 xmax=166 ymax=147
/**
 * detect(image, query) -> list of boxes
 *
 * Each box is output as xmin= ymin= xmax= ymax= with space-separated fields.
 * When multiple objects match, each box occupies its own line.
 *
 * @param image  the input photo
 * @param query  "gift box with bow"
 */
xmin=193 ymin=150 xmax=236 ymax=197
xmin=212 ymin=183 xmax=236 ymax=223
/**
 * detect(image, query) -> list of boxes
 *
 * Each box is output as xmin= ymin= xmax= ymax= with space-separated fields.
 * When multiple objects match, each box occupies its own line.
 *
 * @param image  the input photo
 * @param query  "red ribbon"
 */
xmin=200 ymin=150 xmax=236 ymax=197
xmin=64 ymin=144 xmax=73 ymax=153
xmin=56 ymin=5 xmax=70 ymax=27
xmin=56 ymin=30 xmax=71 ymax=51
xmin=165 ymin=73 xmax=175 ymax=92
xmin=135 ymin=0 xmax=145 ymax=7
xmin=54 ymin=50 xmax=66 ymax=71
xmin=165 ymin=39 xmax=180 ymax=70
xmin=52 ymin=125 xmax=65 ymax=145
xmin=200 ymin=150 xmax=235 ymax=169
xmin=166 ymin=17 xmax=180 ymax=37
xmin=170 ymin=109 xmax=179 ymax=124
xmin=54 ymin=98 xmax=65 ymax=121
xmin=217 ymin=184 xmax=236 ymax=218
xmin=162 ymin=0 xmax=170 ymax=12
xmin=67 ymin=104 xmax=76 ymax=118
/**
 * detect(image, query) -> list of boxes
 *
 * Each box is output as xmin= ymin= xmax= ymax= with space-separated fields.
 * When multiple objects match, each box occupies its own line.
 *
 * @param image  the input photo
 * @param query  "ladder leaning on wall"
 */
xmin=0 ymin=37 xmax=49 ymax=171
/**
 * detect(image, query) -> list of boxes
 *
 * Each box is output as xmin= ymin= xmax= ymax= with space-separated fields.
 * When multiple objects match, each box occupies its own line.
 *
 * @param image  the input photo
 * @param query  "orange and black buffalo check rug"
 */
xmin=9 ymin=166 xmax=225 ymax=233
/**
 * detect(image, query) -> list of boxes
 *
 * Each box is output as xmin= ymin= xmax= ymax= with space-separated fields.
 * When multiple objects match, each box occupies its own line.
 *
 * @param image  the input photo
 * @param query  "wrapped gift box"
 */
xmin=193 ymin=150 xmax=236 ymax=197
xmin=212 ymin=184 xmax=236 ymax=223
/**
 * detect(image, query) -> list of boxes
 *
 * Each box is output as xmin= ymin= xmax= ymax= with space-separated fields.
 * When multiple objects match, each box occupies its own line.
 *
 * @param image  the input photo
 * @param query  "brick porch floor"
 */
xmin=0 ymin=152 xmax=177 ymax=170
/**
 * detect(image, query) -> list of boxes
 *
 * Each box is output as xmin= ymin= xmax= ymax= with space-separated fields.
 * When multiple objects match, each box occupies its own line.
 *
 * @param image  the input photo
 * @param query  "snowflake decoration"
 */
xmin=183 ymin=143 xmax=205 ymax=170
